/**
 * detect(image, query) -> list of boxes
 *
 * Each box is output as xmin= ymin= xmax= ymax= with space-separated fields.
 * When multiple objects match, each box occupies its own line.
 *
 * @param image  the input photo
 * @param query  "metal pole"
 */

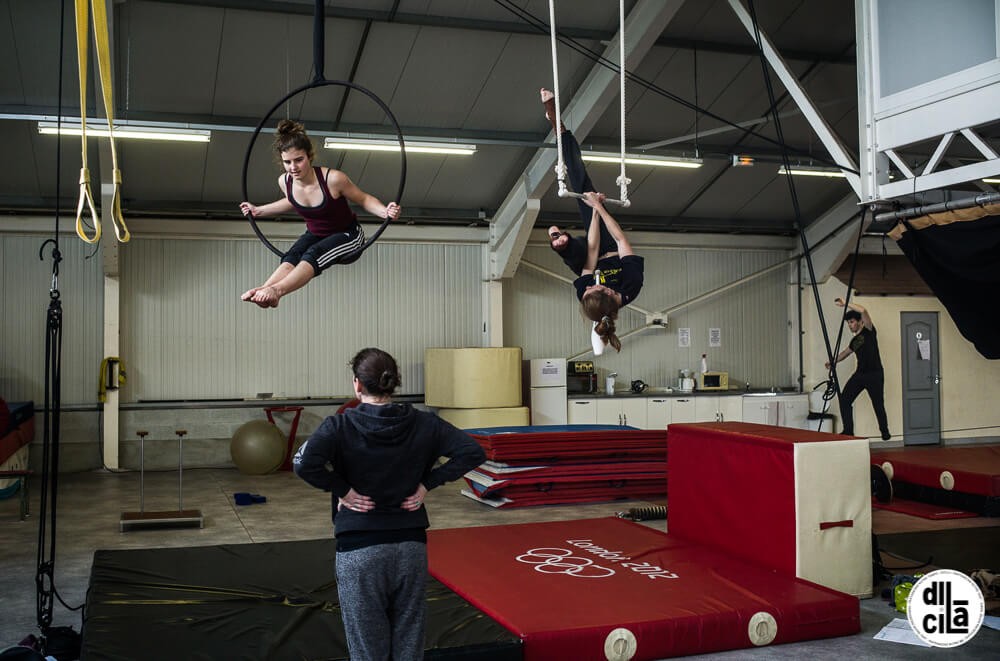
xmin=874 ymin=192 xmax=1000 ymax=224
xmin=176 ymin=430 xmax=186 ymax=510
xmin=139 ymin=433 xmax=144 ymax=512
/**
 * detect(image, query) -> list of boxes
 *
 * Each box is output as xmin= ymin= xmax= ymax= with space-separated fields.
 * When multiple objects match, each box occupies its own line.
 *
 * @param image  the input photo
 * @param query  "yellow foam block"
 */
xmin=424 ymin=347 xmax=522 ymax=408
xmin=436 ymin=407 xmax=530 ymax=430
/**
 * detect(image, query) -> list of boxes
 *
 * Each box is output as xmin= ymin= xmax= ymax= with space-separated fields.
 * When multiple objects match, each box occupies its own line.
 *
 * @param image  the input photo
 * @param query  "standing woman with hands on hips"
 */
xmin=293 ymin=347 xmax=486 ymax=661
xmin=239 ymin=120 xmax=401 ymax=308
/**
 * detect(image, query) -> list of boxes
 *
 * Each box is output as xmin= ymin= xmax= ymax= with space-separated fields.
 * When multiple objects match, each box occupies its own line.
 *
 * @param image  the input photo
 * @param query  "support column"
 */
xmin=482 ymin=281 xmax=504 ymax=348
xmin=101 ymin=184 xmax=121 ymax=469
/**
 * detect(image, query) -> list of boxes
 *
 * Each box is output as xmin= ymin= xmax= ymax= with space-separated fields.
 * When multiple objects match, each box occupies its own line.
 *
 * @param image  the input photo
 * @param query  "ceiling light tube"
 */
xmin=324 ymin=137 xmax=476 ymax=155
xmin=982 ymin=178 xmax=1000 ymax=184
xmin=581 ymin=150 xmax=702 ymax=169
xmin=38 ymin=121 xmax=210 ymax=142
xmin=777 ymin=165 xmax=846 ymax=178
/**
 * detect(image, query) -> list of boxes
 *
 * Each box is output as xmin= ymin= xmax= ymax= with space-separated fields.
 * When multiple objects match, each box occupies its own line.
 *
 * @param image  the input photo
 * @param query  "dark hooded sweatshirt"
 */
xmin=293 ymin=402 xmax=485 ymax=543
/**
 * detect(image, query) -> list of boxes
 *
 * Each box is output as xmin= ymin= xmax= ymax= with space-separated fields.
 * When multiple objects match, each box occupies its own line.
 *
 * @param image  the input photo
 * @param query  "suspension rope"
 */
xmin=546 ymin=0 xmax=630 ymax=207
xmin=73 ymin=0 xmax=129 ymax=244
xmin=615 ymin=0 xmax=630 ymax=207
xmin=547 ymin=0 xmax=568 ymax=194
xmin=745 ymin=0 xmax=843 ymax=403
xmin=495 ymin=0 xmax=860 ymax=175
xmin=36 ymin=1 xmax=85 ymax=642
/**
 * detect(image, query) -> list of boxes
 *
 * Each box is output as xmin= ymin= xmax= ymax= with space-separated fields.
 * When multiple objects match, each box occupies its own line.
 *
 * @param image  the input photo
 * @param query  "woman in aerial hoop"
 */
xmin=239 ymin=119 xmax=402 ymax=308
xmin=541 ymin=88 xmax=644 ymax=353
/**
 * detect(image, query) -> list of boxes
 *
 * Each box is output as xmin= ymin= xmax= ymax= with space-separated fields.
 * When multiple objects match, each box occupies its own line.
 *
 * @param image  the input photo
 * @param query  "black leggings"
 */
xmin=554 ymin=131 xmax=617 ymax=274
xmin=839 ymin=371 xmax=889 ymax=438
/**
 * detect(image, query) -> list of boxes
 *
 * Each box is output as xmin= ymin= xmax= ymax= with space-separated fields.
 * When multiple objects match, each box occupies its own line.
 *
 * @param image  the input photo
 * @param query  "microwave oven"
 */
xmin=697 ymin=371 xmax=729 ymax=391
xmin=567 ymin=373 xmax=597 ymax=394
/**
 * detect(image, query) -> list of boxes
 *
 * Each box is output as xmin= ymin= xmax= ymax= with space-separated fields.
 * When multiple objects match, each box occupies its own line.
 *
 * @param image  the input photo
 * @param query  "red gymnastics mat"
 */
xmin=427 ymin=517 xmax=860 ymax=660
xmin=871 ymin=444 xmax=1000 ymax=497
xmin=872 ymin=497 xmax=979 ymax=519
xmin=467 ymin=425 xmax=667 ymax=462
xmin=463 ymin=460 xmax=666 ymax=507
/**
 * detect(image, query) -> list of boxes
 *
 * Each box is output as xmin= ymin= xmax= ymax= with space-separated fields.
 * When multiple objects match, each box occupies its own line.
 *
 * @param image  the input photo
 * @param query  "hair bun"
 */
xmin=276 ymin=118 xmax=304 ymax=136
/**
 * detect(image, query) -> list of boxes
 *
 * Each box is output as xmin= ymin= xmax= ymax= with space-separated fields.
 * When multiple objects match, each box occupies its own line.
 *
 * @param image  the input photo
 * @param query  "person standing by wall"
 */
xmin=825 ymin=297 xmax=892 ymax=440
xmin=293 ymin=347 xmax=485 ymax=660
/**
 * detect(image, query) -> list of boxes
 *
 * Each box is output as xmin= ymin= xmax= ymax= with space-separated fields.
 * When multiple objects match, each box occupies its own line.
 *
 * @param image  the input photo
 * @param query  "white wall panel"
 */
xmin=507 ymin=242 xmax=790 ymax=392
xmin=4 ymin=227 xmax=791 ymax=406
xmin=0 ymin=233 xmax=103 ymax=405
xmin=119 ymin=237 xmax=481 ymax=401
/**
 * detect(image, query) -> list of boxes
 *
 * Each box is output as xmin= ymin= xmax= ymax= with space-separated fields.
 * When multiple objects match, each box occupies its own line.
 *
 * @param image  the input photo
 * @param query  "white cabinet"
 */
xmin=646 ymin=397 xmax=672 ymax=431
xmin=743 ymin=396 xmax=775 ymax=425
xmin=596 ymin=398 xmax=647 ymax=428
xmin=695 ymin=396 xmax=720 ymax=422
xmin=567 ymin=398 xmax=597 ymax=425
xmin=777 ymin=394 xmax=809 ymax=430
xmin=719 ymin=396 xmax=743 ymax=423
xmin=671 ymin=397 xmax=697 ymax=424
xmin=742 ymin=394 xmax=810 ymax=429
xmin=694 ymin=395 xmax=743 ymax=423
xmin=623 ymin=398 xmax=647 ymax=429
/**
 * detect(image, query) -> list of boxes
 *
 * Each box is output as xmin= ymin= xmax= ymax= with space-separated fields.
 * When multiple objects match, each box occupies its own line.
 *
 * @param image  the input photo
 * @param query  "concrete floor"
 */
xmin=1 ymin=467 xmax=998 ymax=659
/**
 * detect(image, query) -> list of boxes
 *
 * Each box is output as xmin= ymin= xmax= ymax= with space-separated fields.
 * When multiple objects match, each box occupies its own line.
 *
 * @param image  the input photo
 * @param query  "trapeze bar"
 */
xmin=557 ymin=188 xmax=631 ymax=208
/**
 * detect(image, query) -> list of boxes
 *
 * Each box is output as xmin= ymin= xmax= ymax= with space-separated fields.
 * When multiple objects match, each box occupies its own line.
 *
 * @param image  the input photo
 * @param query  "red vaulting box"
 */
xmin=667 ymin=422 xmax=873 ymax=597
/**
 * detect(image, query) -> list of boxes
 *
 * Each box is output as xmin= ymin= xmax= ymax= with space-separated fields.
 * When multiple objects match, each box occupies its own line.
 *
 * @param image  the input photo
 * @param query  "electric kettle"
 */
xmin=630 ymin=379 xmax=648 ymax=394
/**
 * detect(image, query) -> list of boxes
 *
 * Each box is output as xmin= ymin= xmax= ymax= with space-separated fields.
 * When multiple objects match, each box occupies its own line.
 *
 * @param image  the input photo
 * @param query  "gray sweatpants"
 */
xmin=335 ymin=541 xmax=428 ymax=661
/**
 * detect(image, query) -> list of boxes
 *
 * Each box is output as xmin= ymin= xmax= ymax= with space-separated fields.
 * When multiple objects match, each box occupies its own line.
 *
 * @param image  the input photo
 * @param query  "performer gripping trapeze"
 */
xmin=541 ymin=89 xmax=644 ymax=353
xmin=239 ymin=120 xmax=402 ymax=308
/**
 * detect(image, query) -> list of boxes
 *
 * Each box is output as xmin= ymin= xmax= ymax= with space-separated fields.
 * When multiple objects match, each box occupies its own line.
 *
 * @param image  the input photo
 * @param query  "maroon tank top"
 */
xmin=285 ymin=167 xmax=357 ymax=236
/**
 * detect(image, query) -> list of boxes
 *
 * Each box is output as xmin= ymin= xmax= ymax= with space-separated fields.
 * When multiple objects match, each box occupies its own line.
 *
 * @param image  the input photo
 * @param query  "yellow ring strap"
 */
xmin=74 ymin=0 xmax=130 ymax=244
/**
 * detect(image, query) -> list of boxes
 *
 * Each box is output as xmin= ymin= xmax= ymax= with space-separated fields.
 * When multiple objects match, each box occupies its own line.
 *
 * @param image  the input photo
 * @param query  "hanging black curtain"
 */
xmin=894 ymin=214 xmax=1000 ymax=359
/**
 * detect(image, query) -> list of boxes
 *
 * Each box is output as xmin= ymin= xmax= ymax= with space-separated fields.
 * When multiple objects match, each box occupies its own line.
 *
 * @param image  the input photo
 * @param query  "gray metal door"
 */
xmin=901 ymin=312 xmax=941 ymax=446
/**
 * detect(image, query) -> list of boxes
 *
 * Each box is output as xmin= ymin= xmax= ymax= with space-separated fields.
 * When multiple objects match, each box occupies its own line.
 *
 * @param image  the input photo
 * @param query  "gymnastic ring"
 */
xmin=241 ymin=78 xmax=407 ymax=260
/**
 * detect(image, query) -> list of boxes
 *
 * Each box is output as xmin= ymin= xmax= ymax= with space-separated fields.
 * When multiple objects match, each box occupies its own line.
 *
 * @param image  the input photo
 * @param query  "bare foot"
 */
xmin=548 ymin=225 xmax=569 ymax=252
xmin=241 ymin=287 xmax=258 ymax=302
xmin=251 ymin=285 xmax=280 ymax=308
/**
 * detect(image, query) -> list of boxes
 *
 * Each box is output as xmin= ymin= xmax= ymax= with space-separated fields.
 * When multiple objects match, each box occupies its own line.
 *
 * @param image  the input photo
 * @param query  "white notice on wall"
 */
xmin=709 ymin=328 xmax=722 ymax=348
xmin=678 ymin=328 xmax=691 ymax=348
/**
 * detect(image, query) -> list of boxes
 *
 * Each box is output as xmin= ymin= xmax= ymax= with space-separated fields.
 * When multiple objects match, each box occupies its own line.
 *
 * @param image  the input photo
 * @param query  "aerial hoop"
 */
xmin=241 ymin=78 xmax=407 ymax=260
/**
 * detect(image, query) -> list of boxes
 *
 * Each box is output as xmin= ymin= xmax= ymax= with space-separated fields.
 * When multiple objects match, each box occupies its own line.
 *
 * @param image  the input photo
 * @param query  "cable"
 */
xmin=743 ymin=0 xmax=852 ymax=436
xmin=36 ymin=2 xmax=85 ymax=640
xmin=493 ymin=0 xmax=860 ymax=174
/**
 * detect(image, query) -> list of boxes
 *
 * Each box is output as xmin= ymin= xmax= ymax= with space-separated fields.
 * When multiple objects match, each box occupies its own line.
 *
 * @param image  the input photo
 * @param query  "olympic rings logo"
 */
xmin=515 ymin=547 xmax=616 ymax=578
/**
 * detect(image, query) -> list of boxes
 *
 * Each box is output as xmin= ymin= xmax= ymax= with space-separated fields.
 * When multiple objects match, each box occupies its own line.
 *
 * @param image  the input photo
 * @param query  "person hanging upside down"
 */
xmin=239 ymin=119 xmax=401 ymax=308
xmin=541 ymin=88 xmax=644 ymax=353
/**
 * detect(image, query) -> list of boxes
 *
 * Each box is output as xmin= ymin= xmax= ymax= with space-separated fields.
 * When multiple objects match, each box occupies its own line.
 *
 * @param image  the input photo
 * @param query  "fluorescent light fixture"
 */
xmin=38 ymin=121 xmax=210 ymax=142
xmin=581 ymin=150 xmax=702 ymax=169
xmin=777 ymin=165 xmax=846 ymax=178
xmin=324 ymin=137 xmax=476 ymax=155
xmin=982 ymin=178 xmax=1000 ymax=184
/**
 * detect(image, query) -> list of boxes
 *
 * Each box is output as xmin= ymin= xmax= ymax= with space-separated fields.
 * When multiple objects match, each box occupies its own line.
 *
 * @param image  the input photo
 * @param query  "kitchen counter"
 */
xmin=569 ymin=389 xmax=789 ymax=399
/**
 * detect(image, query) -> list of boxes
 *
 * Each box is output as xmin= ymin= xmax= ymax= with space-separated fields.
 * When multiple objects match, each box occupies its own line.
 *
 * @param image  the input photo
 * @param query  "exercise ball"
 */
xmin=230 ymin=419 xmax=286 ymax=475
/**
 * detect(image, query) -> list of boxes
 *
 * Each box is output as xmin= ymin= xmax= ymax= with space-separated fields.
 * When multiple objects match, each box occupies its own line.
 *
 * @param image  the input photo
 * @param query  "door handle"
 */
xmin=933 ymin=374 xmax=940 ymax=385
